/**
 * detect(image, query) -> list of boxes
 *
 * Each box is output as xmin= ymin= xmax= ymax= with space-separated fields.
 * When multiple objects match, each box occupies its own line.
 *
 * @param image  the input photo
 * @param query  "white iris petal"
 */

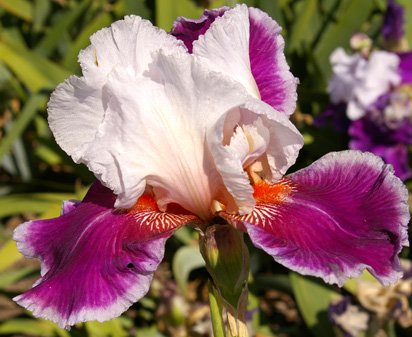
xmin=48 ymin=14 xmax=304 ymax=219
xmin=227 ymin=118 xmax=270 ymax=168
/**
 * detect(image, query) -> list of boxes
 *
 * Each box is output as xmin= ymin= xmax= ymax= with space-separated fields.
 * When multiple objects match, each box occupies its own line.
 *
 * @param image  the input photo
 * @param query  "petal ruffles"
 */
xmin=172 ymin=5 xmax=298 ymax=115
xmin=13 ymin=182 xmax=197 ymax=328
xmin=224 ymin=151 xmax=410 ymax=286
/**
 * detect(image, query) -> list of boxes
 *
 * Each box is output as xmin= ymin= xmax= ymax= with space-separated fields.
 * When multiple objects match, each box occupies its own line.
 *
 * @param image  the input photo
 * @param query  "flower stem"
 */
xmin=208 ymin=281 xmax=226 ymax=337
xmin=200 ymin=224 xmax=250 ymax=337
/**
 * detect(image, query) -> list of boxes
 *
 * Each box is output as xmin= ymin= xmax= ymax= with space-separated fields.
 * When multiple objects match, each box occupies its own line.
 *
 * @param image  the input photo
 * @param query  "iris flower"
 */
xmin=13 ymin=5 xmax=409 ymax=329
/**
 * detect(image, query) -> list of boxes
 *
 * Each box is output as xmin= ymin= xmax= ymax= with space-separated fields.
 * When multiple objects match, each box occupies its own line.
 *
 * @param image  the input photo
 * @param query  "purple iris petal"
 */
xmin=13 ymin=182 xmax=172 ymax=328
xmin=382 ymin=0 xmax=404 ymax=42
xmin=245 ymin=151 xmax=409 ymax=286
xmin=398 ymin=52 xmax=412 ymax=83
xmin=171 ymin=7 xmax=228 ymax=52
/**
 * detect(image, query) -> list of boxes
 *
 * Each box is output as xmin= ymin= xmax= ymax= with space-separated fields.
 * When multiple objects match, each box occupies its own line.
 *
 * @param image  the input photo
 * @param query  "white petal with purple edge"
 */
xmin=193 ymin=5 xmax=259 ymax=99
xmin=193 ymin=5 xmax=297 ymax=115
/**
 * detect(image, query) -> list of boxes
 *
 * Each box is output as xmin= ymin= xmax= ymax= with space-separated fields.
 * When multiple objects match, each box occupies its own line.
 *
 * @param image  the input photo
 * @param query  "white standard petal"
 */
xmin=193 ymin=4 xmax=261 ymax=99
xmin=75 ymin=50 xmax=260 ymax=220
xmin=48 ymin=15 xmax=185 ymax=165
xmin=79 ymin=15 xmax=185 ymax=82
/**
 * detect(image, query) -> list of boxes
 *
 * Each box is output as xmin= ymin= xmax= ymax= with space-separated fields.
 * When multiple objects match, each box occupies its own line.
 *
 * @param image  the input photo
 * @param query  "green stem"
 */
xmin=208 ymin=281 xmax=226 ymax=337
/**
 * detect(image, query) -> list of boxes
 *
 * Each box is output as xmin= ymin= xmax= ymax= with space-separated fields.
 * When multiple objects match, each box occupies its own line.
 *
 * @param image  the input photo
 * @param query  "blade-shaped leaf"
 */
xmin=0 ymin=0 xmax=32 ymax=21
xmin=0 ymin=95 xmax=46 ymax=162
xmin=290 ymin=272 xmax=339 ymax=337
xmin=0 ymin=240 xmax=23 ymax=272
xmin=172 ymin=245 xmax=205 ymax=296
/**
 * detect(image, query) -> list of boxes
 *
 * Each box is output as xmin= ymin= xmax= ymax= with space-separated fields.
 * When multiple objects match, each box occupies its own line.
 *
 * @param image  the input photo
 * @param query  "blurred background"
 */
xmin=0 ymin=0 xmax=411 ymax=336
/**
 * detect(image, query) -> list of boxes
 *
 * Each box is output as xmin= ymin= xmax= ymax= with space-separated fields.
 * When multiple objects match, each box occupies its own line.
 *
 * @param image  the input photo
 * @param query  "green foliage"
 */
xmin=290 ymin=272 xmax=339 ymax=337
xmin=172 ymin=244 xmax=205 ymax=296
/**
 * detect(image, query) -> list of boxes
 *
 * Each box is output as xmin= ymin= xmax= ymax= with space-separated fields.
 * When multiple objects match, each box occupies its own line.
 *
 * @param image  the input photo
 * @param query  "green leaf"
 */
xmin=33 ymin=0 xmax=52 ymax=32
xmin=35 ymin=0 xmax=93 ymax=57
xmin=35 ymin=144 xmax=63 ymax=166
xmin=172 ymin=245 xmax=205 ymax=296
xmin=398 ymin=0 xmax=412 ymax=47
xmin=0 ymin=239 xmax=22 ymax=272
xmin=0 ymin=192 xmax=74 ymax=218
xmin=313 ymin=0 xmax=375 ymax=79
xmin=0 ymin=95 xmax=46 ymax=162
xmin=0 ymin=43 xmax=51 ymax=92
xmin=123 ymin=0 xmax=151 ymax=18
xmin=85 ymin=319 xmax=128 ymax=337
xmin=290 ymin=272 xmax=339 ymax=337
xmin=135 ymin=326 xmax=167 ymax=337
xmin=0 ymin=266 xmax=37 ymax=289
xmin=0 ymin=39 xmax=71 ymax=91
xmin=0 ymin=0 xmax=32 ymax=21
xmin=0 ymin=318 xmax=69 ymax=337
xmin=155 ymin=0 xmax=204 ymax=31
xmin=288 ymin=0 xmax=319 ymax=52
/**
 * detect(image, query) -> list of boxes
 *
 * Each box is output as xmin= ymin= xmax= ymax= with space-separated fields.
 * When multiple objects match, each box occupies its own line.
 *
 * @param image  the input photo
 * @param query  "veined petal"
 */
xmin=223 ymin=151 xmax=409 ymax=286
xmin=192 ymin=5 xmax=297 ymax=114
xmin=48 ymin=15 xmax=184 ymax=171
xmin=13 ymin=182 xmax=197 ymax=328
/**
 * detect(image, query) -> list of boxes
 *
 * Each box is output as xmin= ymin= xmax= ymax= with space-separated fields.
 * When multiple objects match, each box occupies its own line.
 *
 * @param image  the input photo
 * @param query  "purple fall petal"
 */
xmin=13 ymin=182 xmax=194 ymax=328
xmin=243 ymin=151 xmax=410 ymax=286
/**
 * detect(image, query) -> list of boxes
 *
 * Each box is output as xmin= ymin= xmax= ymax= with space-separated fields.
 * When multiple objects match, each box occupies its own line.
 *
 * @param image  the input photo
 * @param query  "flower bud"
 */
xmin=199 ymin=224 xmax=249 ymax=308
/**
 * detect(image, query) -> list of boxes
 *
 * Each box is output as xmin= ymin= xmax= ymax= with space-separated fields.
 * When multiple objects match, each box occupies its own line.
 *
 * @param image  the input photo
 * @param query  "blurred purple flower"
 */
xmin=319 ymin=0 xmax=412 ymax=180
xmin=349 ymin=92 xmax=412 ymax=181
xmin=382 ymin=0 xmax=405 ymax=43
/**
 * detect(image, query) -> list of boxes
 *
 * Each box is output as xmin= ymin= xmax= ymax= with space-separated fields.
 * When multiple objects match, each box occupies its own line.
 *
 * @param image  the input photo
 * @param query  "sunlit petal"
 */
xmin=223 ymin=151 xmax=409 ymax=286
xmin=13 ymin=182 xmax=196 ymax=328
